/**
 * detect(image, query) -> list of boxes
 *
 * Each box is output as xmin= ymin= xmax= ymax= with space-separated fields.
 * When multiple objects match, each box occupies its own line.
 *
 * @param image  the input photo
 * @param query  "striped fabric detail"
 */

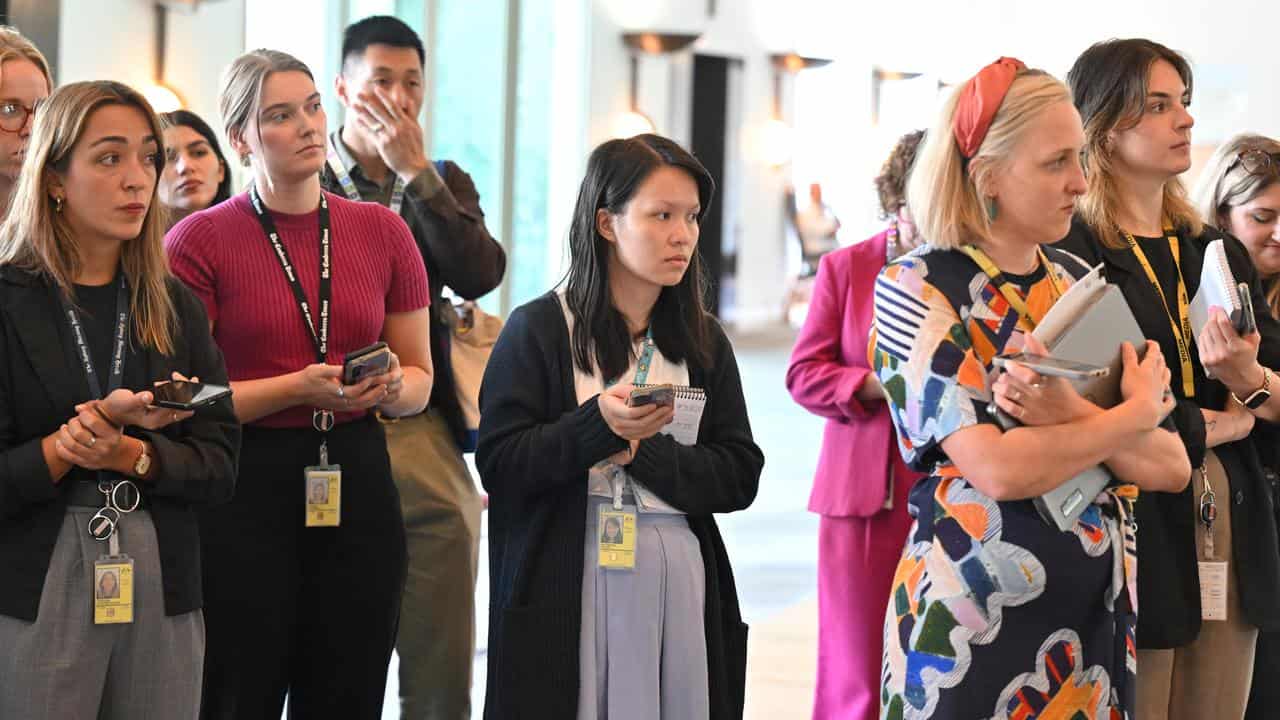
xmin=874 ymin=275 xmax=929 ymax=361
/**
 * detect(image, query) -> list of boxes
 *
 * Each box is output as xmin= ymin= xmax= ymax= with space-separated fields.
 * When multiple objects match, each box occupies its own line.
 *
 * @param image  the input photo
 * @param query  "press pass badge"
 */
xmin=598 ymin=506 xmax=637 ymax=570
xmin=1198 ymin=561 xmax=1228 ymax=621
xmin=94 ymin=556 xmax=134 ymax=625
xmin=304 ymin=465 xmax=341 ymax=527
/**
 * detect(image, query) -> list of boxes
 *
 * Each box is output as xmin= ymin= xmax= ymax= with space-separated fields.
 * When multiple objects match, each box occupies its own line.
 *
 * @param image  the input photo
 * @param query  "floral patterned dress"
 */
xmin=870 ymin=245 xmax=1139 ymax=720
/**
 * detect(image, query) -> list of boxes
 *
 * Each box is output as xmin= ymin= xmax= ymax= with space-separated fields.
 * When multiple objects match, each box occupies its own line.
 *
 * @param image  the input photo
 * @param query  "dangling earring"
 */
xmin=53 ymin=196 xmax=63 ymax=213
xmin=240 ymin=154 xmax=251 ymax=167
xmin=985 ymin=196 xmax=998 ymax=222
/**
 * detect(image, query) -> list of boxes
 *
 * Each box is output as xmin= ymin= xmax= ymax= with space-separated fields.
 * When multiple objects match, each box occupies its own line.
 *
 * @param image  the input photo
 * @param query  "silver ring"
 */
xmin=88 ymin=507 xmax=120 ymax=541
xmin=371 ymin=124 xmax=384 ymax=134
xmin=87 ymin=435 xmax=96 ymax=448
xmin=337 ymin=385 xmax=345 ymax=399
xmin=1031 ymin=382 xmax=1043 ymax=390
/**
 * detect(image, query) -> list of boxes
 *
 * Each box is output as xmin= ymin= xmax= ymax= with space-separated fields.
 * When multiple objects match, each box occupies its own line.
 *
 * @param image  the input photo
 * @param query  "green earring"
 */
xmin=985 ymin=196 xmax=998 ymax=222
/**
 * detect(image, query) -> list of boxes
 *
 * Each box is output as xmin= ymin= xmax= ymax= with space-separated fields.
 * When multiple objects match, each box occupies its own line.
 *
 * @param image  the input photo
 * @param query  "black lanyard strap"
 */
xmin=60 ymin=273 xmax=129 ymax=400
xmin=249 ymin=185 xmax=332 ymax=365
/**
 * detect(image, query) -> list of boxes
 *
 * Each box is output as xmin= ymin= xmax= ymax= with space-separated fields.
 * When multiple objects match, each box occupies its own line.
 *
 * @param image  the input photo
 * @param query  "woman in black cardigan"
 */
xmin=1058 ymin=39 xmax=1280 ymax=718
xmin=477 ymin=134 xmax=763 ymax=720
xmin=0 ymin=82 xmax=239 ymax=719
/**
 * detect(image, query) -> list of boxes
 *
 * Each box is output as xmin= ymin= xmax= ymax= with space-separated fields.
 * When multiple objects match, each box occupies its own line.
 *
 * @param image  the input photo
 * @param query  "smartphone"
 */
xmin=628 ymin=384 xmax=675 ymax=408
xmin=992 ymin=352 xmax=1110 ymax=380
xmin=151 ymin=380 xmax=233 ymax=410
xmin=1238 ymin=282 xmax=1257 ymax=335
xmin=342 ymin=341 xmax=391 ymax=385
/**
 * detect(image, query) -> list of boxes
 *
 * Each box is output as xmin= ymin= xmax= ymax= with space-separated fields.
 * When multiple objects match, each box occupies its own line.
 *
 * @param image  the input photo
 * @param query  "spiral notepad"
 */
xmin=635 ymin=384 xmax=707 ymax=446
xmin=1189 ymin=239 xmax=1242 ymax=335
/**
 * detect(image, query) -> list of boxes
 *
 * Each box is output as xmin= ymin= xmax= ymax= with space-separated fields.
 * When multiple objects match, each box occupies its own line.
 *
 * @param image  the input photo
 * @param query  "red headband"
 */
xmin=952 ymin=57 xmax=1027 ymax=158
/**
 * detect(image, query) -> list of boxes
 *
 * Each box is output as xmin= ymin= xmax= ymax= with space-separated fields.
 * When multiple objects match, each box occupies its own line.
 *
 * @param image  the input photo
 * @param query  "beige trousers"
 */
xmin=382 ymin=410 xmax=484 ymax=720
xmin=1137 ymin=450 xmax=1259 ymax=720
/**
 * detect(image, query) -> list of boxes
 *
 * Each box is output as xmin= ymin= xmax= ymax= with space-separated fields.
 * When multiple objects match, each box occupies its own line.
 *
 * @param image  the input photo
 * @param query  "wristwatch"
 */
xmin=1232 ymin=367 xmax=1272 ymax=410
xmin=132 ymin=440 xmax=152 ymax=477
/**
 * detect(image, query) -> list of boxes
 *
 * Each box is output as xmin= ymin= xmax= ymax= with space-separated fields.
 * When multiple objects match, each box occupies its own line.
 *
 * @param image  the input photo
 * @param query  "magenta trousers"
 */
xmin=811 ymin=463 xmax=914 ymax=720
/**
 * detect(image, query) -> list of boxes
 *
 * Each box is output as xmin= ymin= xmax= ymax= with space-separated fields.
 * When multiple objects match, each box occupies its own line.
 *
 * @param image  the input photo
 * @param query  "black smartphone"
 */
xmin=1238 ymin=282 xmax=1257 ymax=335
xmin=342 ymin=341 xmax=391 ymax=385
xmin=628 ymin=384 xmax=675 ymax=408
xmin=151 ymin=380 xmax=232 ymax=410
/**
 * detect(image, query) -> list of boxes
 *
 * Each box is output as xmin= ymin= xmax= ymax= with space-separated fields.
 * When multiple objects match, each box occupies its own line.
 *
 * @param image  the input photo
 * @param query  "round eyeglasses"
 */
xmin=0 ymin=99 xmax=39 ymax=134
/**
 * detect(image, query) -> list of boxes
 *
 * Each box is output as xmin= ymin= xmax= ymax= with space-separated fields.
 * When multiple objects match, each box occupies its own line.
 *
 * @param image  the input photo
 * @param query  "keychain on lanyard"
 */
xmin=248 ymin=185 xmax=344 ymax=526
xmin=1124 ymin=228 xmax=1195 ymax=398
xmin=327 ymin=137 xmax=406 ymax=215
xmin=603 ymin=328 xmax=656 ymax=511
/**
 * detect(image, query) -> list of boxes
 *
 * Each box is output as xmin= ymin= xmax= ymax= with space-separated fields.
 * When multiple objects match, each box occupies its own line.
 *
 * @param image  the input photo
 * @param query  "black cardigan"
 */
xmin=1055 ymin=218 xmax=1280 ymax=647
xmin=0 ymin=266 xmax=240 ymax=621
xmin=476 ymin=293 xmax=763 ymax=720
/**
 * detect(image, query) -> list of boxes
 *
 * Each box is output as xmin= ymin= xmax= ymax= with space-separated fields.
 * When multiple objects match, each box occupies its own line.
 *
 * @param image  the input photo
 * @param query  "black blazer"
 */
xmin=476 ymin=293 xmax=763 ymax=720
xmin=0 ymin=266 xmax=240 ymax=621
xmin=1055 ymin=218 xmax=1280 ymax=647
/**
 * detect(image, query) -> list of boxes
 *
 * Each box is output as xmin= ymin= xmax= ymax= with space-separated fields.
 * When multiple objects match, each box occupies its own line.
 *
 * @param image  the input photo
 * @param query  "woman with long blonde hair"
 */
xmin=1057 ymin=39 xmax=1280 ymax=719
xmin=166 ymin=49 xmax=432 ymax=718
xmin=1190 ymin=132 xmax=1280 ymax=720
xmin=872 ymin=57 xmax=1187 ymax=719
xmin=0 ymin=81 xmax=238 ymax=719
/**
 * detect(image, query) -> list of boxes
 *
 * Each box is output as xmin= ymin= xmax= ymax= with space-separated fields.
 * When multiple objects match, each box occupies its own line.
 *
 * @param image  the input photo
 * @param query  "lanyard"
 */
xmin=60 ymin=273 xmax=129 ymax=400
xmin=248 ymin=184 xmax=337 ymax=434
xmin=602 ymin=327 xmax=657 ymax=509
xmin=1124 ymin=229 xmax=1195 ymax=398
xmin=326 ymin=135 xmax=405 ymax=215
xmin=959 ymin=244 xmax=1065 ymax=330
xmin=61 ymin=273 xmax=138 ymax=548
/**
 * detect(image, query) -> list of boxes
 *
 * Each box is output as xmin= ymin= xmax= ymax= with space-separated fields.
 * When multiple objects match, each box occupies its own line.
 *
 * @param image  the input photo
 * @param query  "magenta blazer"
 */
xmin=786 ymin=229 xmax=918 ymax=517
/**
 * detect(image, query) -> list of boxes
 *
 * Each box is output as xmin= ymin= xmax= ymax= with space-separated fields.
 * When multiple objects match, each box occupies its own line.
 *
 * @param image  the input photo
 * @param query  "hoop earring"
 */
xmin=53 ymin=196 xmax=64 ymax=213
xmin=985 ymin=196 xmax=998 ymax=222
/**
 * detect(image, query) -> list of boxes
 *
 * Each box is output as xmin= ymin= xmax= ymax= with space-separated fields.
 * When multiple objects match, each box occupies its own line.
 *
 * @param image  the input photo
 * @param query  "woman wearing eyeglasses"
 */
xmin=0 ymin=26 xmax=51 ymax=218
xmin=1057 ymin=40 xmax=1280 ymax=718
xmin=1191 ymin=134 xmax=1280 ymax=720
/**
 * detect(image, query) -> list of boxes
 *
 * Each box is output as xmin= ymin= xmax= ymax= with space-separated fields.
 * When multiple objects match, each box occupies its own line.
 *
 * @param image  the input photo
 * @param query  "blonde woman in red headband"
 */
xmin=870 ymin=58 xmax=1189 ymax=719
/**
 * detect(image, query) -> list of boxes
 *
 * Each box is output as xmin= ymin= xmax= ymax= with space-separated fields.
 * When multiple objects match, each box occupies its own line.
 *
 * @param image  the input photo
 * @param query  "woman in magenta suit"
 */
xmin=786 ymin=131 xmax=924 ymax=720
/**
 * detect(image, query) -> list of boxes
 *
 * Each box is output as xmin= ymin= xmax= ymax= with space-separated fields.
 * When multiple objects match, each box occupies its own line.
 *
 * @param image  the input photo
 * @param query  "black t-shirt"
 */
xmin=71 ymin=280 xmax=120 ymax=392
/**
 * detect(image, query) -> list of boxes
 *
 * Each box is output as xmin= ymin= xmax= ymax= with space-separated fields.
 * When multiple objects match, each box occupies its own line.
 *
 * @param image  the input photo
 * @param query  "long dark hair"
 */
xmin=160 ymin=109 xmax=233 ymax=206
xmin=1068 ymin=38 xmax=1202 ymax=249
xmin=565 ymin=134 xmax=716 ymax=382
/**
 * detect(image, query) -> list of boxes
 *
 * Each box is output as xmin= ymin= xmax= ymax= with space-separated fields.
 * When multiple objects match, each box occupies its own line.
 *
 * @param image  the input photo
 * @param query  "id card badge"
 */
xmin=304 ymin=465 xmax=342 ymax=527
xmin=94 ymin=555 xmax=134 ymax=625
xmin=1198 ymin=561 xmax=1228 ymax=621
xmin=598 ymin=506 xmax=637 ymax=570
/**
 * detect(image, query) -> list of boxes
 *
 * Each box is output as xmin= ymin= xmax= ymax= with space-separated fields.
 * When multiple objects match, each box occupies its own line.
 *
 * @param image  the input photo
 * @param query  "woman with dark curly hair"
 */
xmin=785 ymin=129 xmax=923 ymax=720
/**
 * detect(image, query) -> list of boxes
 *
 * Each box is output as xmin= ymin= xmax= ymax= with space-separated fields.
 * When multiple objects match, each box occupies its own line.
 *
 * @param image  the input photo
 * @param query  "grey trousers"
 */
xmin=0 ymin=506 xmax=204 ymax=720
xmin=382 ymin=410 xmax=483 ymax=720
xmin=577 ymin=496 xmax=709 ymax=720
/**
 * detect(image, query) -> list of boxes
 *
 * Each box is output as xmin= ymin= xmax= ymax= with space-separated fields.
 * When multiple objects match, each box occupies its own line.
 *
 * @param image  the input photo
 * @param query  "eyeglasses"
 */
xmin=0 ymin=99 xmax=38 ymax=134
xmin=1236 ymin=149 xmax=1280 ymax=177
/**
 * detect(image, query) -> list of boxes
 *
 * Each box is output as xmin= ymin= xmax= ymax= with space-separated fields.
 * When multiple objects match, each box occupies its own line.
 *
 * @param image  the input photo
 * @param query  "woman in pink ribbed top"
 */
xmin=785 ymin=131 xmax=924 ymax=720
xmin=165 ymin=50 xmax=432 ymax=718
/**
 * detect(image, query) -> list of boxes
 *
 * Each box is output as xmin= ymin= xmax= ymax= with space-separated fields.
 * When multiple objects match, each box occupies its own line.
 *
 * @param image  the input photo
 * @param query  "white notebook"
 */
xmin=635 ymin=385 xmax=707 ymax=446
xmin=1189 ymin=239 xmax=1242 ymax=335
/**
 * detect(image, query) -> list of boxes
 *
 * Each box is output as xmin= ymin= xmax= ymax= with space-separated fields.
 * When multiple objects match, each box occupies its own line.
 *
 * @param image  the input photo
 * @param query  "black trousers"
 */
xmin=199 ymin=417 xmax=407 ymax=720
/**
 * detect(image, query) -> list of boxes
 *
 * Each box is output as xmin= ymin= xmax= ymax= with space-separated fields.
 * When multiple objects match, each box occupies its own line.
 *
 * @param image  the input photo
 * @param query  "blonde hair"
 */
xmin=219 ymin=49 xmax=314 ymax=166
xmin=0 ymin=81 xmax=177 ymax=354
xmin=1192 ymin=133 xmax=1280 ymax=317
xmin=0 ymin=26 xmax=52 ymax=91
xmin=908 ymin=69 xmax=1070 ymax=250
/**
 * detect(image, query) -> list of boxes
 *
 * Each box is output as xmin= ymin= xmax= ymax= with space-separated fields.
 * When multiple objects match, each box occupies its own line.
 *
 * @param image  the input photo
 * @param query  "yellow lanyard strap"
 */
xmin=1124 ymin=229 xmax=1195 ymax=398
xmin=960 ymin=244 xmax=1065 ymax=331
